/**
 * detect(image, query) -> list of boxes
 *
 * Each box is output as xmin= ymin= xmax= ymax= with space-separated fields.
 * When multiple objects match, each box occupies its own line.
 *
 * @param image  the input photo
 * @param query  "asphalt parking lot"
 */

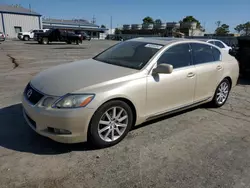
xmin=0 ymin=40 xmax=250 ymax=188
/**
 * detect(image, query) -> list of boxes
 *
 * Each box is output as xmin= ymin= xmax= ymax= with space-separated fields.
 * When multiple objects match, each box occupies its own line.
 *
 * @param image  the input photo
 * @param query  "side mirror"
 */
xmin=152 ymin=64 xmax=173 ymax=74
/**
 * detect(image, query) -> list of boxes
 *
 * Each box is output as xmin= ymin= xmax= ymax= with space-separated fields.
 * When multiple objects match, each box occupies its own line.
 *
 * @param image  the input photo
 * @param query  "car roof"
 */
xmin=194 ymin=38 xmax=225 ymax=43
xmin=129 ymin=37 xmax=214 ymax=46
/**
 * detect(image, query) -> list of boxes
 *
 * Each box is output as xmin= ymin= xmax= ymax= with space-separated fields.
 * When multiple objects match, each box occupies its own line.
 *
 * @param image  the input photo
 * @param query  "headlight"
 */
xmin=41 ymin=97 xmax=56 ymax=107
xmin=53 ymin=94 xmax=94 ymax=108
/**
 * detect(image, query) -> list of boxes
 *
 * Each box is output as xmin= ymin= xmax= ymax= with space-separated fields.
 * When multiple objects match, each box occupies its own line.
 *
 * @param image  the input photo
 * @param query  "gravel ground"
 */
xmin=0 ymin=40 xmax=250 ymax=188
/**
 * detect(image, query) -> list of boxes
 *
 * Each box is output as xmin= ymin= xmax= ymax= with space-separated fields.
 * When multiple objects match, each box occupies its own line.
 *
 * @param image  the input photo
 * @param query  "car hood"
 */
xmin=31 ymin=59 xmax=138 ymax=96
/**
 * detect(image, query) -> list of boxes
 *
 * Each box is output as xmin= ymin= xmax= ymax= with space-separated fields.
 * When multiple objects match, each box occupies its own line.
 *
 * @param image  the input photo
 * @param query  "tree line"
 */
xmin=215 ymin=20 xmax=250 ymax=36
xmin=113 ymin=16 xmax=250 ymax=36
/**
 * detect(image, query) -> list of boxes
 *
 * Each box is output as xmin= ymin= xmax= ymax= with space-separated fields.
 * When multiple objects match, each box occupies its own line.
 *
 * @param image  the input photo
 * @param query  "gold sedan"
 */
xmin=22 ymin=38 xmax=239 ymax=148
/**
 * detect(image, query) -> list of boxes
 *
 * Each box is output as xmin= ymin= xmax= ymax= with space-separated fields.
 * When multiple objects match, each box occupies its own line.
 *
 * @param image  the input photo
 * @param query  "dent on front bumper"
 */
xmin=22 ymin=95 xmax=95 ymax=144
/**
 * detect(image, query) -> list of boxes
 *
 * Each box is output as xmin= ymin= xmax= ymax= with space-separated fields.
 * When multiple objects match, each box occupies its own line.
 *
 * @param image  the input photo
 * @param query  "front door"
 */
xmin=146 ymin=43 xmax=196 ymax=116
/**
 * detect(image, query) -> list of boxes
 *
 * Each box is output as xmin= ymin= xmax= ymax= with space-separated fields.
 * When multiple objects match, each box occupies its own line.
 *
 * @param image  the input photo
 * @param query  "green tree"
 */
xmin=114 ymin=28 xmax=121 ymax=35
xmin=143 ymin=16 xmax=154 ymax=24
xmin=181 ymin=16 xmax=201 ymax=28
xmin=155 ymin=19 xmax=162 ymax=24
xmin=215 ymin=24 xmax=230 ymax=35
xmin=244 ymin=22 xmax=250 ymax=35
xmin=235 ymin=22 xmax=250 ymax=35
xmin=215 ymin=21 xmax=221 ymax=28
xmin=101 ymin=25 xmax=106 ymax=28
xmin=235 ymin=24 xmax=244 ymax=34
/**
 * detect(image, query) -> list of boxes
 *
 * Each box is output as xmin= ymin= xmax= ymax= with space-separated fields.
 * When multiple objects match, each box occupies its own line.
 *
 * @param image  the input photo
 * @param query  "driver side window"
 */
xmin=157 ymin=43 xmax=192 ymax=69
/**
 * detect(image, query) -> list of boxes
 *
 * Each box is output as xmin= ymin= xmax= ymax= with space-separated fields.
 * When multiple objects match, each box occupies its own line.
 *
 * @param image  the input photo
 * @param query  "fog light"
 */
xmin=47 ymin=127 xmax=71 ymax=135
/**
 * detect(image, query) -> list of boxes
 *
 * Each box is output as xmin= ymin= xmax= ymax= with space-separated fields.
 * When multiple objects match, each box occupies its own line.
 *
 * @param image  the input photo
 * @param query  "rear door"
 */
xmin=190 ymin=43 xmax=223 ymax=102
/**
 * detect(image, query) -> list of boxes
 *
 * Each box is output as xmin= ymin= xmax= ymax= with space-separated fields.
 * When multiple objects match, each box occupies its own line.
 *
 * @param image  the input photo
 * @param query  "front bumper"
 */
xmin=22 ymin=95 xmax=95 ymax=143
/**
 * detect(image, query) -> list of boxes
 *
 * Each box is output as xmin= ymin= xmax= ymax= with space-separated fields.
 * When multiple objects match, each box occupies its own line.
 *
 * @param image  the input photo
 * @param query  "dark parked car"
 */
xmin=0 ymin=32 xmax=5 ymax=42
xmin=105 ymin=34 xmax=123 ymax=41
xmin=75 ymin=31 xmax=91 ymax=41
xmin=33 ymin=29 xmax=50 ymax=41
xmin=36 ymin=29 xmax=82 ymax=44
xmin=230 ymin=36 xmax=250 ymax=78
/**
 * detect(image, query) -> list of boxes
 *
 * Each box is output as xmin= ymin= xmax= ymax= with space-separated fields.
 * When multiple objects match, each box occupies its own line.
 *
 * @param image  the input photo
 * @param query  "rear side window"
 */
xmin=191 ymin=43 xmax=214 ymax=64
xmin=208 ymin=41 xmax=214 ymax=45
xmin=158 ymin=43 xmax=191 ymax=69
xmin=212 ymin=47 xmax=221 ymax=61
xmin=214 ymin=41 xmax=225 ymax=48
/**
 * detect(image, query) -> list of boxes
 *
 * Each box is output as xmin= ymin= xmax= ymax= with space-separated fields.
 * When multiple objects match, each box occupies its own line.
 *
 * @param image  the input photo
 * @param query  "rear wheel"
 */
xmin=89 ymin=100 xmax=133 ymax=148
xmin=210 ymin=79 xmax=231 ymax=107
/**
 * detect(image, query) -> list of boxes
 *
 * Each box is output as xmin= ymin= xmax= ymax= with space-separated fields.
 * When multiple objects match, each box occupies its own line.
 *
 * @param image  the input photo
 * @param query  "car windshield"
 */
xmin=93 ymin=41 xmax=163 ymax=70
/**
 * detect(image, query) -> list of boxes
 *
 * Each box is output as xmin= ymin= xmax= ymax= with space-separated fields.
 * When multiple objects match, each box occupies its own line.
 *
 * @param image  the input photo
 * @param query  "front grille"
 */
xmin=24 ymin=83 xmax=44 ymax=105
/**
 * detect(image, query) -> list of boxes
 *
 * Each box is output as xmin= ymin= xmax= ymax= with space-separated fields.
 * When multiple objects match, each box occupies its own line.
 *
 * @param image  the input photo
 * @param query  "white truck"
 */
xmin=17 ymin=29 xmax=49 ymax=41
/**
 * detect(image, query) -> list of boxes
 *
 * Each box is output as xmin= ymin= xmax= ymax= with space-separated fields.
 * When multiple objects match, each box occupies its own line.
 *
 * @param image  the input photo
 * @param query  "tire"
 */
xmin=42 ymin=37 xmax=49 ymax=45
xmin=210 ymin=78 xmax=231 ymax=108
xmin=23 ymin=36 xmax=29 ymax=41
xmin=76 ymin=40 xmax=82 ymax=45
xmin=89 ymin=100 xmax=134 ymax=148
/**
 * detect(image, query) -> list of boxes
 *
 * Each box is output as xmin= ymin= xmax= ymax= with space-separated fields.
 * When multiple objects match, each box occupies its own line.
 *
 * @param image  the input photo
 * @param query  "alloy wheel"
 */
xmin=216 ymin=81 xmax=229 ymax=105
xmin=98 ymin=107 xmax=128 ymax=142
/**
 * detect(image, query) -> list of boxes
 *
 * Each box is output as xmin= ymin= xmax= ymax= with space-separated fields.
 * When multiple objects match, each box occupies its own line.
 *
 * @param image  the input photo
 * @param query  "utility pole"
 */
xmin=91 ymin=15 xmax=96 ymax=24
xmin=203 ymin=21 xmax=206 ymax=31
xmin=110 ymin=16 xmax=113 ymax=34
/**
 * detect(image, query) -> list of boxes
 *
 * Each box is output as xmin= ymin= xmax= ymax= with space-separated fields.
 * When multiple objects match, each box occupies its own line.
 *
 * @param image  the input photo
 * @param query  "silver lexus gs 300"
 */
xmin=22 ymin=38 xmax=239 ymax=148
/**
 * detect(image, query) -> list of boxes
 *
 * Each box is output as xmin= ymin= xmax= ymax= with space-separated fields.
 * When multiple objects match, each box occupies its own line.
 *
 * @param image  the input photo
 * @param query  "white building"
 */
xmin=0 ymin=5 xmax=42 ymax=38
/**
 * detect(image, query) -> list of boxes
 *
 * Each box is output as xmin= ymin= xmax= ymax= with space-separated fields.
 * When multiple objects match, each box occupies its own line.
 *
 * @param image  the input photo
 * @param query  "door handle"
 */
xmin=216 ymin=65 xmax=222 ymax=70
xmin=187 ymin=72 xmax=195 ymax=78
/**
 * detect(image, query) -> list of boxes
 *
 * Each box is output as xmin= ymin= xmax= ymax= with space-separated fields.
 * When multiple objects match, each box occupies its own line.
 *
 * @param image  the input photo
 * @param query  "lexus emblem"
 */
xmin=26 ymin=89 xmax=33 ymax=98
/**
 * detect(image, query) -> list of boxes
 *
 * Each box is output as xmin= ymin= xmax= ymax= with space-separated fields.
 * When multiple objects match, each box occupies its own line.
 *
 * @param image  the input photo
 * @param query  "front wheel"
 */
xmin=42 ymin=37 xmax=49 ymax=44
xmin=76 ymin=39 xmax=82 ymax=45
xmin=211 ymin=79 xmax=231 ymax=107
xmin=89 ymin=100 xmax=133 ymax=148
xmin=23 ymin=36 xmax=29 ymax=41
